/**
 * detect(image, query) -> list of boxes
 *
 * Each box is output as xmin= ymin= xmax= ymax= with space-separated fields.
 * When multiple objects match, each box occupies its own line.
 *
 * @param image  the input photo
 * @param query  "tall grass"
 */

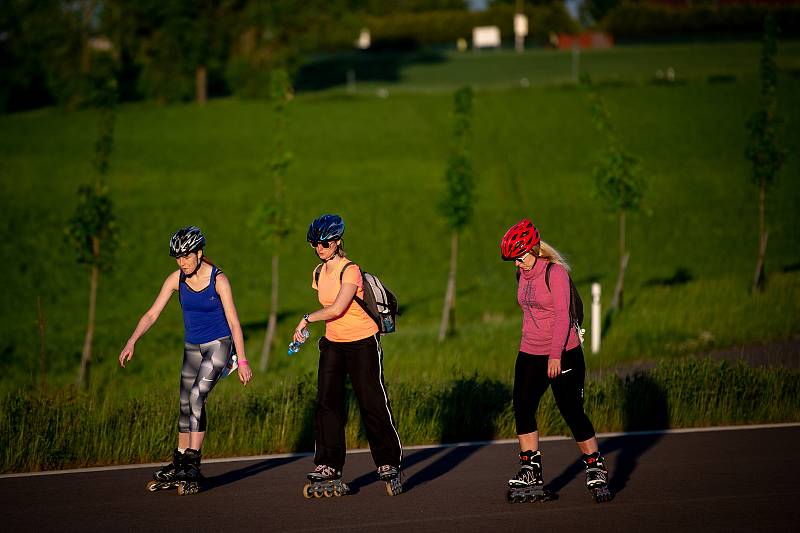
xmin=2 ymin=359 xmax=797 ymax=473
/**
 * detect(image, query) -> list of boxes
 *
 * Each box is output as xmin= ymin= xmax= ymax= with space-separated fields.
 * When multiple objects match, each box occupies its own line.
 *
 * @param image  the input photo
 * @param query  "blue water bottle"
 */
xmin=288 ymin=328 xmax=310 ymax=356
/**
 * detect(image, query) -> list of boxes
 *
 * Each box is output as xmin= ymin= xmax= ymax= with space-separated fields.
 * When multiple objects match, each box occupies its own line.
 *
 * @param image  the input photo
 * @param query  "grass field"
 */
xmin=0 ymin=41 xmax=799 ymax=469
xmin=322 ymin=41 xmax=800 ymax=93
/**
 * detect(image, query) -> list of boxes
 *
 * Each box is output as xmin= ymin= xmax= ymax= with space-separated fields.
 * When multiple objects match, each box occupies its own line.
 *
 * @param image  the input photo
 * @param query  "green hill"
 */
xmin=1 ymin=43 xmax=799 ymax=397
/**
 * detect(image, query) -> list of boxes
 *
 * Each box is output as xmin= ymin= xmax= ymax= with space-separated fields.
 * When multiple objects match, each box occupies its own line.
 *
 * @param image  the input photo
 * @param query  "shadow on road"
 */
xmin=349 ymin=375 xmax=507 ymax=494
xmin=547 ymin=372 xmax=669 ymax=496
xmin=203 ymin=456 xmax=305 ymax=492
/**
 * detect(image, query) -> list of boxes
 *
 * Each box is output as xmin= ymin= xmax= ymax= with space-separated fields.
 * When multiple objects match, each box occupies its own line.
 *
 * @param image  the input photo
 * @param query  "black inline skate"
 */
xmin=506 ymin=450 xmax=555 ymax=503
xmin=582 ymin=452 xmax=612 ymax=503
xmin=303 ymin=464 xmax=349 ymax=498
xmin=176 ymin=448 xmax=203 ymax=496
xmin=146 ymin=448 xmax=184 ymax=492
xmin=377 ymin=465 xmax=403 ymax=496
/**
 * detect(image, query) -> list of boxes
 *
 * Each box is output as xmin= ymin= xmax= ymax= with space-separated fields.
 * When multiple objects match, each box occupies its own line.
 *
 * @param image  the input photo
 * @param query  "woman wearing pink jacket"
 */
xmin=500 ymin=219 xmax=611 ymax=504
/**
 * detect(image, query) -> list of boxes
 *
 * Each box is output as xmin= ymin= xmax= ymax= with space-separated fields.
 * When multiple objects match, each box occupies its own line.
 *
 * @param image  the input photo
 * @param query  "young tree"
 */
xmin=253 ymin=69 xmax=293 ymax=372
xmin=746 ymin=13 xmax=787 ymax=293
xmin=66 ymin=76 xmax=118 ymax=388
xmin=588 ymin=85 xmax=645 ymax=315
xmin=438 ymin=86 xmax=474 ymax=342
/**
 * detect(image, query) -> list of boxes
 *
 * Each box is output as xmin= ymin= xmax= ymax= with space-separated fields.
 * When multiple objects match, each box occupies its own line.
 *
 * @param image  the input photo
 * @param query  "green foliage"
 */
xmin=603 ymin=2 xmax=800 ymax=41
xmin=439 ymin=86 xmax=474 ymax=232
xmin=66 ymin=185 xmax=118 ymax=270
xmin=745 ymin=14 xmax=787 ymax=190
xmin=66 ymin=78 xmax=118 ymax=269
xmin=589 ymin=87 xmax=645 ymax=214
xmin=366 ymin=3 xmax=578 ymax=48
xmin=251 ymin=68 xmax=293 ymax=251
xmin=3 ymin=359 xmax=798 ymax=472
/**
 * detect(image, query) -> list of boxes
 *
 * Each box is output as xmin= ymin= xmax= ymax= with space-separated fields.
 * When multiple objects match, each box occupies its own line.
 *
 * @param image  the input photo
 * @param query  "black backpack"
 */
xmin=516 ymin=262 xmax=584 ymax=329
xmin=315 ymin=262 xmax=399 ymax=334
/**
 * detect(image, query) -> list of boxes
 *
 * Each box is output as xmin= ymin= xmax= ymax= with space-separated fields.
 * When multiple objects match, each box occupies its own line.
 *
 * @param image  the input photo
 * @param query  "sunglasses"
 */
xmin=514 ymin=253 xmax=530 ymax=264
xmin=309 ymin=240 xmax=334 ymax=249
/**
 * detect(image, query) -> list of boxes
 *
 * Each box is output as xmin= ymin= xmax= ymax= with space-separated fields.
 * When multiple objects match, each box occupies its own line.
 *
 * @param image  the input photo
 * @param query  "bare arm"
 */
xmin=216 ymin=273 xmax=253 ymax=386
xmin=118 ymin=271 xmax=180 ymax=368
xmin=293 ymin=282 xmax=358 ymax=342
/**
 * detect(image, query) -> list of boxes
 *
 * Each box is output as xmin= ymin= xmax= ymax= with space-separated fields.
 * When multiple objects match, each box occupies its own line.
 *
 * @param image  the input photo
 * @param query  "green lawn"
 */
xmin=334 ymin=40 xmax=800 ymax=93
xmin=1 ymin=42 xmax=799 ymax=398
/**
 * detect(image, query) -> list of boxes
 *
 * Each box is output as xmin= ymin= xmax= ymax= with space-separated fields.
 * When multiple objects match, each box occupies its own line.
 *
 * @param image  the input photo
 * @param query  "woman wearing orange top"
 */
xmin=293 ymin=214 xmax=402 ymax=497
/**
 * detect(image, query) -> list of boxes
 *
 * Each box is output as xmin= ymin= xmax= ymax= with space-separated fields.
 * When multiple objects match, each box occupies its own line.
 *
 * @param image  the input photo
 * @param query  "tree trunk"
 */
xmin=78 ymin=238 xmax=100 ymax=389
xmin=752 ymin=178 xmax=768 ymax=293
xmin=260 ymin=254 xmax=279 ymax=372
xmin=37 ymin=295 xmax=46 ymax=390
xmin=196 ymin=66 xmax=208 ymax=105
xmin=610 ymin=210 xmax=628 ymax=314
xmin=438 ymin=231 xmax=459 ymax=342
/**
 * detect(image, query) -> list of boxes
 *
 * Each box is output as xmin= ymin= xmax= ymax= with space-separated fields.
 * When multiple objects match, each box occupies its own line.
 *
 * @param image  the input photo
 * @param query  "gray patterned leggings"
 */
xmin=179 ymin=336 xmax=233 ymax=433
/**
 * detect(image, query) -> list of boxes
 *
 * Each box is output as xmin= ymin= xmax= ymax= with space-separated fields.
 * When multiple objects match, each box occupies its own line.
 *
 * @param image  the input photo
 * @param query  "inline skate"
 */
xmin=377 ymin=465 xmax=403 ymax=496
xmin=303 ymin=464 xmax=349 ymax=498
xmin=583 ymin=452 xmax=612 ymax=503
xmin=506 ymin=450 xmax=554 ymax=503
xmin=176 ymin=448 xmax=203 ymax=496
xmin=146 ymin=448 xmax=183 ymax=492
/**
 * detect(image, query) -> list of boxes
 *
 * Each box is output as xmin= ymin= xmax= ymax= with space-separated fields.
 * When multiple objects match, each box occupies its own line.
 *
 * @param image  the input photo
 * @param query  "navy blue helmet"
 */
xmin=169 ymin=226 xmax=205 ymax=257
xmin=307 ymin=214 xmax=345 ymax=245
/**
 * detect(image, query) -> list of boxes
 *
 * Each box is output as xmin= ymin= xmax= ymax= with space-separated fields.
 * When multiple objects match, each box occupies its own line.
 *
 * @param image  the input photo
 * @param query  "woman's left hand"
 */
xmin=547 ymin=358 xmax=561 ymax=379
xmin=238 ymin=361 xmax=253 ymax=386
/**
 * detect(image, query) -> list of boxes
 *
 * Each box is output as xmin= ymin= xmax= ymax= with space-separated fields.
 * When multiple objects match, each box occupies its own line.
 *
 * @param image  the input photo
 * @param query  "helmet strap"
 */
xmin=186 ymin=251 xmax=203 ymax=278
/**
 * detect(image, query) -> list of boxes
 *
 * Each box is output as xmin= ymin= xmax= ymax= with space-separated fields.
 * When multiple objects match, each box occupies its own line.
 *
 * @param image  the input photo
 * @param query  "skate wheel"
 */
xmin=303 ymin=483 xmax=313 ymax=499
xmin=313 ymin=487 xmax=323 ymax=498
xmin=323 ymin=488 xmax=333 ymax=497
xmin=146 ymin=480 xmax=160 ymax=492
xmin=177 ymin=482 xmax=186 ymax=496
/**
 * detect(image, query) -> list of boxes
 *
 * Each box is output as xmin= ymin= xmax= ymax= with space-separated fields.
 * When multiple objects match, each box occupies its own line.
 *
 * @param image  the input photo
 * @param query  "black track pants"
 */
xmin=314 ymin=334 xmax=402 ymax=471
xmin=513 ymin=345 xmax=596 ymax=442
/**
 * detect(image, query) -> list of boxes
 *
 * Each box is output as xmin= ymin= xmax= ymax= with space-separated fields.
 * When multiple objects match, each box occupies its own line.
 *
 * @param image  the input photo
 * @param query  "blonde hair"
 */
xmin=532 ymin=240 xmax=570 ymax=272
xmin=335 ymin=240 xmax=347 ymax=258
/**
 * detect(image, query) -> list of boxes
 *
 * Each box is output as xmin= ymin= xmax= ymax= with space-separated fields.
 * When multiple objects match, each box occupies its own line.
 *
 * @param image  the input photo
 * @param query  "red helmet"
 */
xmin=500 ymin=219 xmax=540 ymax=260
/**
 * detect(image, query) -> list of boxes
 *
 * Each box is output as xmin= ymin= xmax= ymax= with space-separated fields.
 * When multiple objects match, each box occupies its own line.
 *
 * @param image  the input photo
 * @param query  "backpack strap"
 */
xmin=313 ymin=263 xmax=323 ymax=286
xmin=339 ymin=261 xmax=356 ymax=283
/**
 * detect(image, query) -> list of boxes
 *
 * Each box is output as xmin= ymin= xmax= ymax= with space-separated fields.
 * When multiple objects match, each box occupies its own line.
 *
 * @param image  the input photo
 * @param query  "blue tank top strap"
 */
xmin=209 ymin=265 xmax=221 ymax=294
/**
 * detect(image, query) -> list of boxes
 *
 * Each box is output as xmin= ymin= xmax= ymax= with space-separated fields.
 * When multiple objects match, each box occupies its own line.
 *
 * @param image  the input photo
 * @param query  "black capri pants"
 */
xmin=513 ymin=345 xmax=596 ymax=442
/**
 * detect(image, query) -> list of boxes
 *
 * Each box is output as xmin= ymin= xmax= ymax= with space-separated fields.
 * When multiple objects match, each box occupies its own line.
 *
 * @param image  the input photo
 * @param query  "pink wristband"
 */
xmin=238 ymin=359 xmax=249 ymax=366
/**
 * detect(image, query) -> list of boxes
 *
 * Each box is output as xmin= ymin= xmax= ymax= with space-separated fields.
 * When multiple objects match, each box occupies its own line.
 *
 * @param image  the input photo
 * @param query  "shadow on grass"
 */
xmin=644 ymin=266 xmax=693 ymax=287
xmin=294 ymin=47 xmax=446 ymax=92
xmin=240 ymin=309 xmax=301 ymax=342
xmin=546 ymin=372 xmax=668 ymax=497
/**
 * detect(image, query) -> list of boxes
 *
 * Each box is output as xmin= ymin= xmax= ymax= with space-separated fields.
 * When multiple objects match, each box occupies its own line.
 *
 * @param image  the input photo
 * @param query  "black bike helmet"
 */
xmin=307 ymin=214 xmax=345 ymax=245
xmin=169 ymin=226 xmax=206 ymax=257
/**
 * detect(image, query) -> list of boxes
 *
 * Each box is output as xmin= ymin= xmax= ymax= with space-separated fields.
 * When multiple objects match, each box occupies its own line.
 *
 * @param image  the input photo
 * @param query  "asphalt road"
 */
xmin=2 ymin=425 xmax=798 ymax=532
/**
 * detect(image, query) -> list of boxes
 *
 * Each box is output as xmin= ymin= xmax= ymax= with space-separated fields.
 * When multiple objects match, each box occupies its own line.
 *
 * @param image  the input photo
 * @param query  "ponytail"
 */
xmin=535 ymin=241 xmax=571 ymax=272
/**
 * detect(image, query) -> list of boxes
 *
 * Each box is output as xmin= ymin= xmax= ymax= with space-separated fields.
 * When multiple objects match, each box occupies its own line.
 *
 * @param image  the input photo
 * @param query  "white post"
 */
xmin=591 ymin=282 xmax=601 ymax=354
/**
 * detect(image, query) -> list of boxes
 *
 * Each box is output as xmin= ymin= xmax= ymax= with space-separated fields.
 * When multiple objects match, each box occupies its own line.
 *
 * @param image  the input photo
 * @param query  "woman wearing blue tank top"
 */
xmin=118 ymin=226 xmax=252 ymax=495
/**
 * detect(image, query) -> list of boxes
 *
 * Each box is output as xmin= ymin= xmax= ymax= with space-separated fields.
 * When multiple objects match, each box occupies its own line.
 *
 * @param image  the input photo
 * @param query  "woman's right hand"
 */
xmin=119 ymin=343 xmax=135 ymax=368
xmin=293 ymin=318 xmax=309 ymax=343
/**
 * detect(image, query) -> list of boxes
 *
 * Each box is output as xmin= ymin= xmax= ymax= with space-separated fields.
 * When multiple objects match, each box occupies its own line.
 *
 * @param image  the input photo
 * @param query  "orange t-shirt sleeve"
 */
xmin=341 ymin=264 xmax=363 ymax=288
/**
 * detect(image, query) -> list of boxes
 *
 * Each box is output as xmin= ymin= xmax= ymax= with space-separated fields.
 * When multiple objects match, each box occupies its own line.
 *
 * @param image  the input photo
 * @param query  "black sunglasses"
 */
xmin=309 ymin=240 xmax=334 ymax=249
